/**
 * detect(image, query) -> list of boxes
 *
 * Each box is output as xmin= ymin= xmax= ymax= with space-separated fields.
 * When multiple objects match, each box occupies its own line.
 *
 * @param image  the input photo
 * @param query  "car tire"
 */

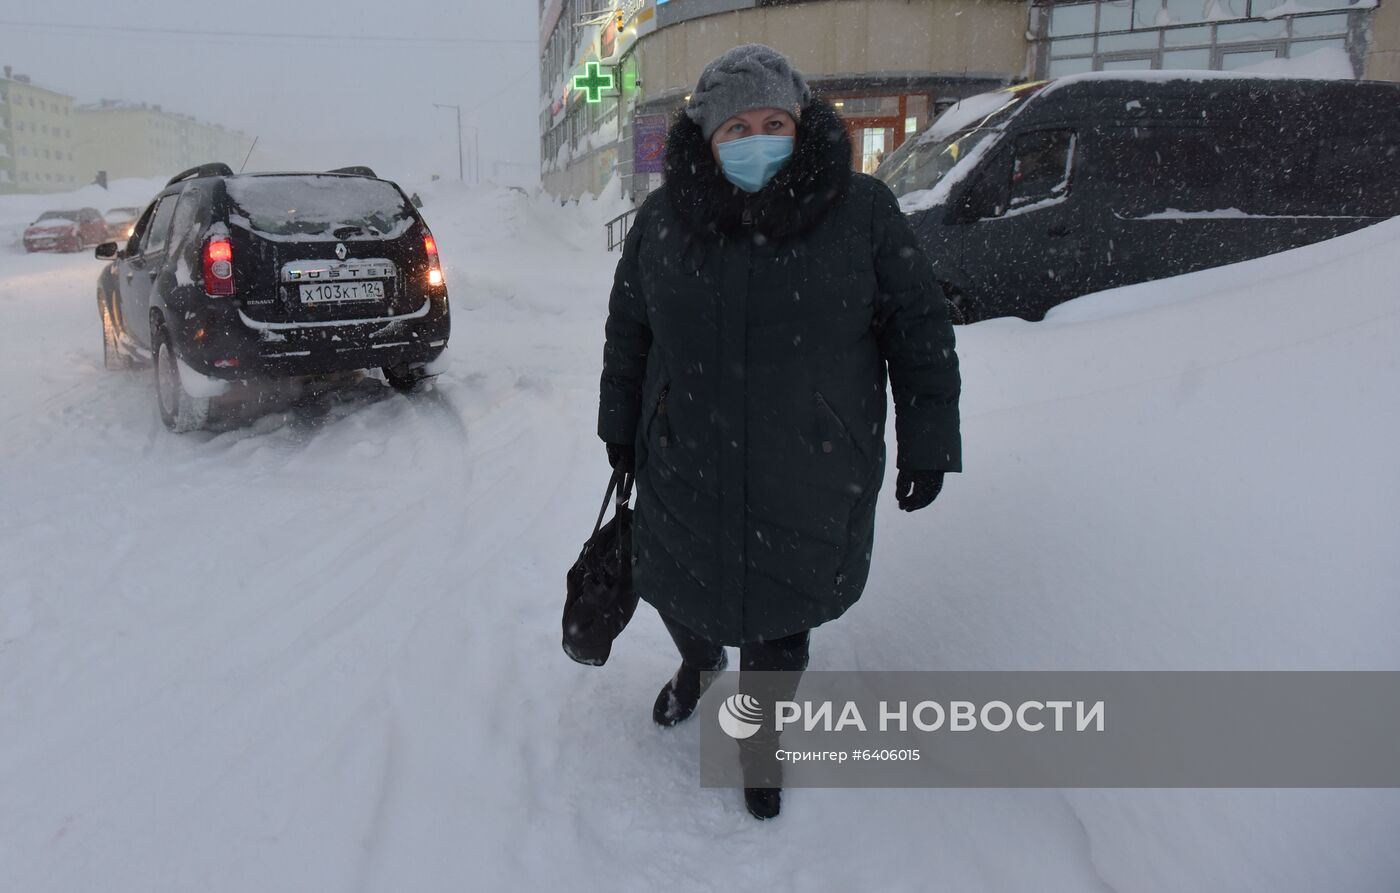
xmin=153 ymin=326 xmax=210 ymax=432
xmin=99 ymin=289 xmax=130 ymax=371
xmin=383 ymin=363 xmax=427 ymax=393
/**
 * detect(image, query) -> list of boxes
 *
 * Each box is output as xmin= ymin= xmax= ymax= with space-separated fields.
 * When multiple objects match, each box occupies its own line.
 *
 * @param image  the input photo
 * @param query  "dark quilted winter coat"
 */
xmin=598 ymin=99 xmax=961 ymax=644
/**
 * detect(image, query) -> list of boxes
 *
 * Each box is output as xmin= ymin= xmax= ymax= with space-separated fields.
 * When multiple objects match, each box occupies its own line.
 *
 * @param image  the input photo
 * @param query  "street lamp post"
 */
xmin=432 ymin=102 xmax=464 ymax=182
xmin=467 ymin=125 xmax=480 ymax=184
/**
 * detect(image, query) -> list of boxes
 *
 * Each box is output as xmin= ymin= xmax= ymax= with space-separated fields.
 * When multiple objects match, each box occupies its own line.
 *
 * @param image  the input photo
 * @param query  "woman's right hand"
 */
xmin=606 ymin=443 xmax=636 ymax=474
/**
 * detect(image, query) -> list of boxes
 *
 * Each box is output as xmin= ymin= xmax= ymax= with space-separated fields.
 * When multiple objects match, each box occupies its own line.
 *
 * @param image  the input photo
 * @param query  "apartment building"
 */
xmin=0 ymin=66 xmax=81 ymax=194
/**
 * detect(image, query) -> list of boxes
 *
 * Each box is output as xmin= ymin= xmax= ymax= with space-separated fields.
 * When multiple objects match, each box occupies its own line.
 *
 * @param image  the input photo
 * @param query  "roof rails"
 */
xmin=327 ymin=165 xmax=377 ymax=177
xmin=167 ymin=162 xmax=234 ymax=187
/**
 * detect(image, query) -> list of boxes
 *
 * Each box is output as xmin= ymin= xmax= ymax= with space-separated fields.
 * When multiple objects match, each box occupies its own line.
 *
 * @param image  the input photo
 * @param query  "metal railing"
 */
xmin=605 ymin=207 xmax=637 ymax=252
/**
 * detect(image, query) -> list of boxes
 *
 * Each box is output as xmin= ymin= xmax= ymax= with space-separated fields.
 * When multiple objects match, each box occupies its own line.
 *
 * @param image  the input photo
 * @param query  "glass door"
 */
xmin=859 ymin=127 xmax=895 ymax=174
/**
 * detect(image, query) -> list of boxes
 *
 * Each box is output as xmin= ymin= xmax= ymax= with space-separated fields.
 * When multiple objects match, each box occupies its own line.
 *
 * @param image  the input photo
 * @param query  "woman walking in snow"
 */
xmin=597 ymin=44 xmax=961 ymax=819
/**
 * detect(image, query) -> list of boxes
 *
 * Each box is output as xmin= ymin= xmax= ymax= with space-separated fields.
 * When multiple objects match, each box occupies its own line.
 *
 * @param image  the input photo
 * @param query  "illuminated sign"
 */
xmin=573 ymin=62 xmax=615 ymax=104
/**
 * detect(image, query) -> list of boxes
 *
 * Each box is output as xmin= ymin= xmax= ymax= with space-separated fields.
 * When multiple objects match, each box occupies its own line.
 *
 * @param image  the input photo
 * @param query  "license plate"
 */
xmin=299 ymin=280 xmax=385 ymax=304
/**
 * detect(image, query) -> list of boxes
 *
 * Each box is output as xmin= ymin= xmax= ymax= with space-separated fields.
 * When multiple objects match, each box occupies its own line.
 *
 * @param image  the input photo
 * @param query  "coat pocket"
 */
xmin=813 ymin=391 xmax=866 ymax=462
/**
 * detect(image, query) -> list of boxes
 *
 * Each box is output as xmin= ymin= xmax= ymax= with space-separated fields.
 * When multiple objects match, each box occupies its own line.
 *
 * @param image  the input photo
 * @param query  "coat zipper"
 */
xmin=656 ymin=385 xmax=672 ymax=448
xmin=817 ymin=394 xmax=834 ymax=459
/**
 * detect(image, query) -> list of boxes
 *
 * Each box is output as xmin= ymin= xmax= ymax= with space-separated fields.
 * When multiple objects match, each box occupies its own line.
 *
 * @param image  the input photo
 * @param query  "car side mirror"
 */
xmin=94 ymin=241 xmax=120 ymax=260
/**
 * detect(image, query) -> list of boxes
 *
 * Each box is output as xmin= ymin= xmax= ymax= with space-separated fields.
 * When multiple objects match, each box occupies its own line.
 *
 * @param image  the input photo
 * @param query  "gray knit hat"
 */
xmin=685 ymin=44 xmax=811 ymax=140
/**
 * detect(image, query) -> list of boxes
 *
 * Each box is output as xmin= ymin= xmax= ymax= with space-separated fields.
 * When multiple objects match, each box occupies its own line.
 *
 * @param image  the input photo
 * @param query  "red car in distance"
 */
xmin=24 ymin=208 xmax=108 ymax=253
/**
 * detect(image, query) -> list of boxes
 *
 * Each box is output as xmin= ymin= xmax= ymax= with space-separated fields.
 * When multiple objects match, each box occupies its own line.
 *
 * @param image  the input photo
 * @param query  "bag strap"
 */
xmin=593 ymin=468 xmax=635 ymax=535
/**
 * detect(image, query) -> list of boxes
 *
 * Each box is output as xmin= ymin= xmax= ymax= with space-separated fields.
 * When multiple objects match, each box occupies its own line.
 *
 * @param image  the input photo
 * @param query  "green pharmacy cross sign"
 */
xmin=573 ymin=62 xmax=615 ymax=104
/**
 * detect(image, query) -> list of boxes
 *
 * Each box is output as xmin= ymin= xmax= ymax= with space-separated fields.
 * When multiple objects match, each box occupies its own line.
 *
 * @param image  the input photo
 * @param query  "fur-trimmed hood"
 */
xmin=663 ymin=97 xmax=853 ymax=241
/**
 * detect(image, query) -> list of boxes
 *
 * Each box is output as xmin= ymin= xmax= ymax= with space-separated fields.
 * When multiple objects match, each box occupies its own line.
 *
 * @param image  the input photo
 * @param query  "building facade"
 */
xmin=74 ymin=101 xmax=254 ymax=183
xmin=539 ymin=0 xmax=1399 ymax=202
xmin=0 ymin=68 xmax=80 ymax=194
xmin=540 ymin=0 xmax=1028 ymax=201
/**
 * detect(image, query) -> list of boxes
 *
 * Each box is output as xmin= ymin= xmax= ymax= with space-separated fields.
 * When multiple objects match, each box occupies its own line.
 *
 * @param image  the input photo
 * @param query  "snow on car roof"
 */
xmin=919 ymin=89 xmax=1028 ymax=146
xmin=1038 ymin=67 xmax=1354 ymax=97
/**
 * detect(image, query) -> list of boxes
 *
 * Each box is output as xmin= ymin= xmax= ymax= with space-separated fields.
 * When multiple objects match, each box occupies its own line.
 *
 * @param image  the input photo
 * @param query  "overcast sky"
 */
xmin=0 ymin=0 xmax=539 ymax=184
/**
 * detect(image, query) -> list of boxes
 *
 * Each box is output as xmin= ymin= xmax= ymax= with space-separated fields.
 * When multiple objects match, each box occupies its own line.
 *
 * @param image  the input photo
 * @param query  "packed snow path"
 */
xmin=2 ymin=182 xmax=1397 ymax=892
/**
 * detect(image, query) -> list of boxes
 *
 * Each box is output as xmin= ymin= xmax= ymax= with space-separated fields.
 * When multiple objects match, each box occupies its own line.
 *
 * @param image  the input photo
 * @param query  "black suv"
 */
xmin=95 ymin=163 xmax=451 ymax=431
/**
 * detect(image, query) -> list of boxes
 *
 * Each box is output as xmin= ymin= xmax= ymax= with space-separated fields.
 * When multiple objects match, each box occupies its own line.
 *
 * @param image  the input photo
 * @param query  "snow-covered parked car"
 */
xmin=24 ymin=208 xmax=108 ymax=253
xmin=94 ymin=163 xmax=451 ymax=431
xmin=877 ymin=72 xmax=1400 ymax=322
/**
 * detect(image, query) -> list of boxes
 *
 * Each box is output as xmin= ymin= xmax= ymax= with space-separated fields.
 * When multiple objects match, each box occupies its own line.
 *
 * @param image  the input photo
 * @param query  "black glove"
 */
xmin=896 ymin=470 xmax=944 ymax=512
xmin=606 ymin=443 xmax=635 ymax=474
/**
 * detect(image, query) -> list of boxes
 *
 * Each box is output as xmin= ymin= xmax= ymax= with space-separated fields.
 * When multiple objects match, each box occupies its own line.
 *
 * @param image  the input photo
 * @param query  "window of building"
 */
xmin=1037 ymin=0 xmax=1361 ymax=76
xmin=860 ymin=128 xmax=891 ymax=174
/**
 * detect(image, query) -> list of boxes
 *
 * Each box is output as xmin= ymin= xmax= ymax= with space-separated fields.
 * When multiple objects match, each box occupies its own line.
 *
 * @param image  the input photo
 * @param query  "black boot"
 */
xmin=738 ymin=729 xmax=784 ymax=819
xmin=652 ymin=650 xmax=728 ymax=727
xmin=744 ymin=786 xmax=781 ymax=820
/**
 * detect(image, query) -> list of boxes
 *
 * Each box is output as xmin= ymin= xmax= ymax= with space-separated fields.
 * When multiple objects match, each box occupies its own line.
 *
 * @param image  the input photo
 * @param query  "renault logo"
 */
xmin=335 ymin=243 xmax=348 ymax=260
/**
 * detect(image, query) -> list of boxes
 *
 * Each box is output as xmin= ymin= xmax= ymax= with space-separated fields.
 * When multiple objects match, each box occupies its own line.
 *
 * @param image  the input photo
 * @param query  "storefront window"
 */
xmin=1049 ymin=2 xmax=1097 ymax=36
xmin=1164 ymin=24 xmax=1213 ymax=45
xmin=1035 ymin=0 xmax=1363 ymax=76
xmin=1162 ymin=47 xmax=1213 ymax=67
xmin=1100 ymin=30 xmax=1161 ymax=51
xmin=860 ymin=127 xmax=893 ymax=174
xmin=1051 ymin=36 xmax=1096 ymax=54
xmin=1048 ymin=57 xmax=1096 ymax=75
xmin=1099 ymin=0 xmax=1134 ymax=31
xmin=1101 ymin=56 xmax=1156 ymax=69
xmin=1220 ymin=48 xmax=1281 ymax=68
xmin=839 ymin=96 xmax=901 ymax=116
xmin=1290 ymin=36 xmax=1347 ymax=56
xmin=1217 ymin=19 xmax=1287 ymax=42
xmin=1290 ymin=12 xmax=1348 ymax=35
xmin=905 ymin=95 xmax=929 ymax=135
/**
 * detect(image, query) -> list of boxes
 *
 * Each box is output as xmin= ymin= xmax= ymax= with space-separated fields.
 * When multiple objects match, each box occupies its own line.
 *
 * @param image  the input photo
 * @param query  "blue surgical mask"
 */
xmin=716 ymin=135 xmax=794 ymax=193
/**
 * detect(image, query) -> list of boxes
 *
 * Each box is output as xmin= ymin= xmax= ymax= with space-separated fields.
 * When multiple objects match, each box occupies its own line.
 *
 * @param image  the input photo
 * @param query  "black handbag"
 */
xmin=562 ymin=469 xmax=637 ymax=666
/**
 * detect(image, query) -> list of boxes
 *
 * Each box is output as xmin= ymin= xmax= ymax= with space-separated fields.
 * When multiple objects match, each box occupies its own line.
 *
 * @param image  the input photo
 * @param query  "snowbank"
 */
xmin=859 ymin=217 xmax=1400 ymax=891
xmin=1238 ymin=44 xmax=1357 ymax=78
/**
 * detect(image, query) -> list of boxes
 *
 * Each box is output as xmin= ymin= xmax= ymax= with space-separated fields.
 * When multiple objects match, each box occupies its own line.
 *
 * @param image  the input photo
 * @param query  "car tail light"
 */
xmin=424 ymin=232 xmax=444 ymax=287
xmin=204 ymin=236 xmax=235 ymax=296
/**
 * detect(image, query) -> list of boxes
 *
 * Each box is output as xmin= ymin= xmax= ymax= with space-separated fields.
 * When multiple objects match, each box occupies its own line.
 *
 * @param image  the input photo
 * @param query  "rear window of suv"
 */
xmin=224 ymin=175 xmax=415 ymax=241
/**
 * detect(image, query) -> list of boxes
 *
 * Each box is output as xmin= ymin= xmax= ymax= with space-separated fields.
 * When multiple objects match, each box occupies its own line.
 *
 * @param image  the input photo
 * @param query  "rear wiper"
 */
xmin=332 ymin=225 xmax=367 ymax=239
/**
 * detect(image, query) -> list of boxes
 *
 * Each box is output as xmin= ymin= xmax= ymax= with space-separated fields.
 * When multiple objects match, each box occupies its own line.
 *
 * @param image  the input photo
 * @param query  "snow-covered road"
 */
xmin=2 ymin=182 xmax=1397 ymax=892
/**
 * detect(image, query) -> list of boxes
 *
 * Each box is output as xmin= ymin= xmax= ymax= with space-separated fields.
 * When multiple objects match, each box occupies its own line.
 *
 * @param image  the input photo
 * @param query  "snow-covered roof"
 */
xmin=1039 ymin=67 xmax=1350 ymax=95
xmin=0 ymin=74 xmax=73 ymax=100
